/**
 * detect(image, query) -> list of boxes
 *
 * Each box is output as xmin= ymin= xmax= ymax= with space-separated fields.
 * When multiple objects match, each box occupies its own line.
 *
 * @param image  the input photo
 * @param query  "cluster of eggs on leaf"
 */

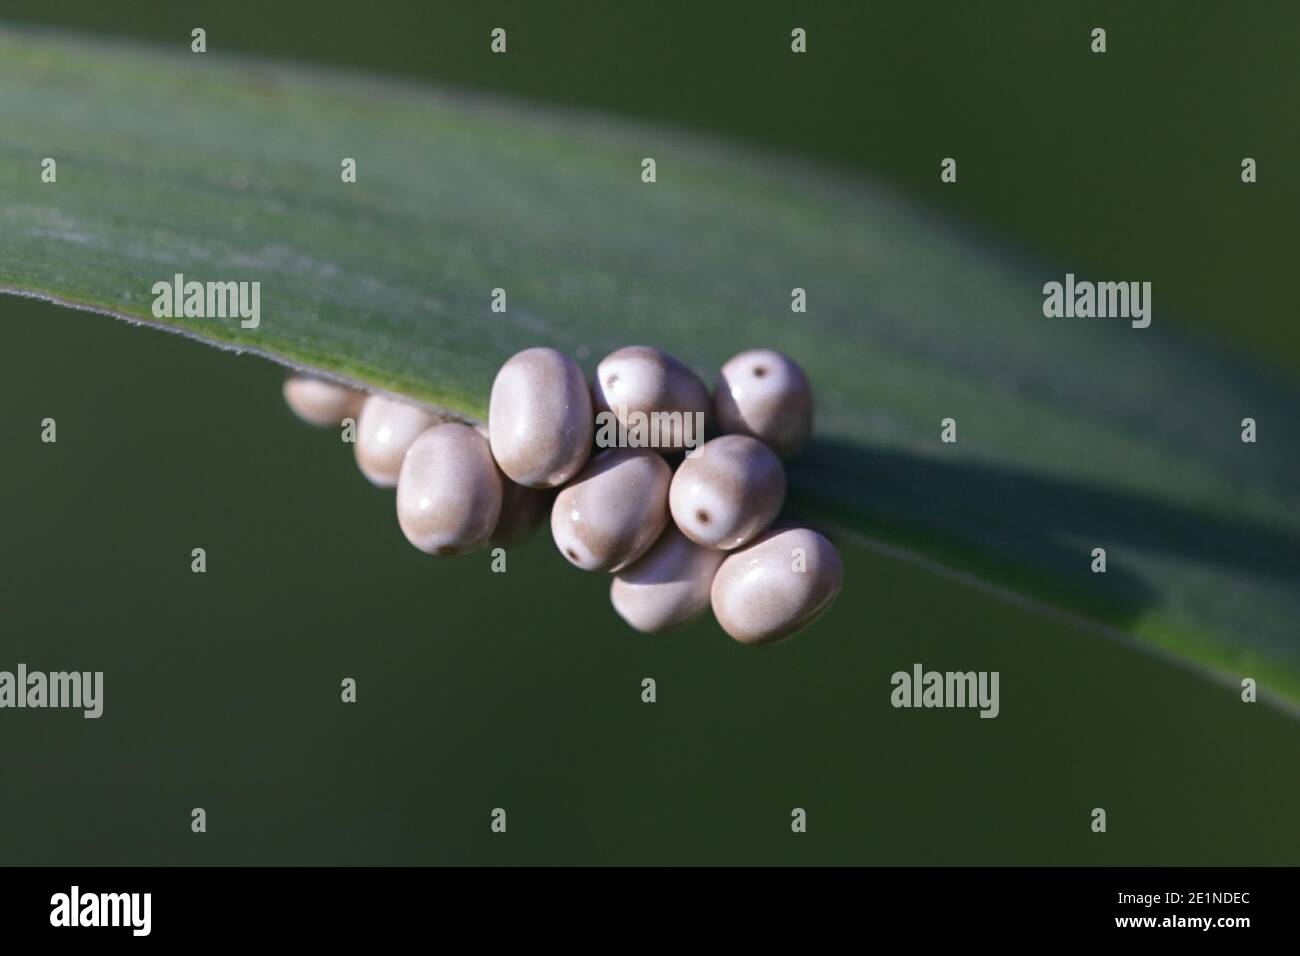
xmin=283 ymin=346 xmax=842 ymax=645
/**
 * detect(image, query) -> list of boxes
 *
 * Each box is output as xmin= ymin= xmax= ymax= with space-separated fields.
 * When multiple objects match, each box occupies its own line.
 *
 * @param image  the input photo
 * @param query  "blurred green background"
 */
xmin=1 ymin=1 xmax=1297 ymax=864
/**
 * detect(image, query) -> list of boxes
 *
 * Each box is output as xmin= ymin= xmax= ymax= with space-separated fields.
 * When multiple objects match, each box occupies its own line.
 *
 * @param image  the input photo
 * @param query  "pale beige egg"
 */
xmin=282 ymin=373 xmax=364 ymax=428
xmin=591 ymin=346 xmax=709 ymax=454
xmin=396 ymin=423 xmax=503 ymax=555
xmin=610 ymin=527 xmax=725 ymax=632
xmin=669 ymin=434 xmax=785 ymax=550
xmin=710 ymin=527 xmax=842 ymax=645
xmin=713 ymin=349 xmax=814 ymax=459
xmin=489 ymin=347 xmax=593 ymax=488
xmin=551 ymin=448 xmax=671 ymax=572
xmin=355 ymin=394 xmax=441 ymax=487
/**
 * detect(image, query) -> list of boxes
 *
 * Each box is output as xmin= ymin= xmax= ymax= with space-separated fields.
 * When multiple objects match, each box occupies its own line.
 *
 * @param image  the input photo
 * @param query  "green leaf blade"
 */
xmin=3 ymin=27 xmax=1298 ymax=700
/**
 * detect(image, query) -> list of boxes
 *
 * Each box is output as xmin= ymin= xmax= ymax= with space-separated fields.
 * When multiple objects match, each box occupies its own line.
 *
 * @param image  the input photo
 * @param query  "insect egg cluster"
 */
xmin=283 ymin=345 xmax=843 ymax=644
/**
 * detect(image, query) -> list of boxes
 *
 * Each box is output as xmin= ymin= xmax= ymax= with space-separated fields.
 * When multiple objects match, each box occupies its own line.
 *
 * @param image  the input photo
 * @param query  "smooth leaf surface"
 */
xmin=2 ymin=28 xmax=1297 ymax=699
